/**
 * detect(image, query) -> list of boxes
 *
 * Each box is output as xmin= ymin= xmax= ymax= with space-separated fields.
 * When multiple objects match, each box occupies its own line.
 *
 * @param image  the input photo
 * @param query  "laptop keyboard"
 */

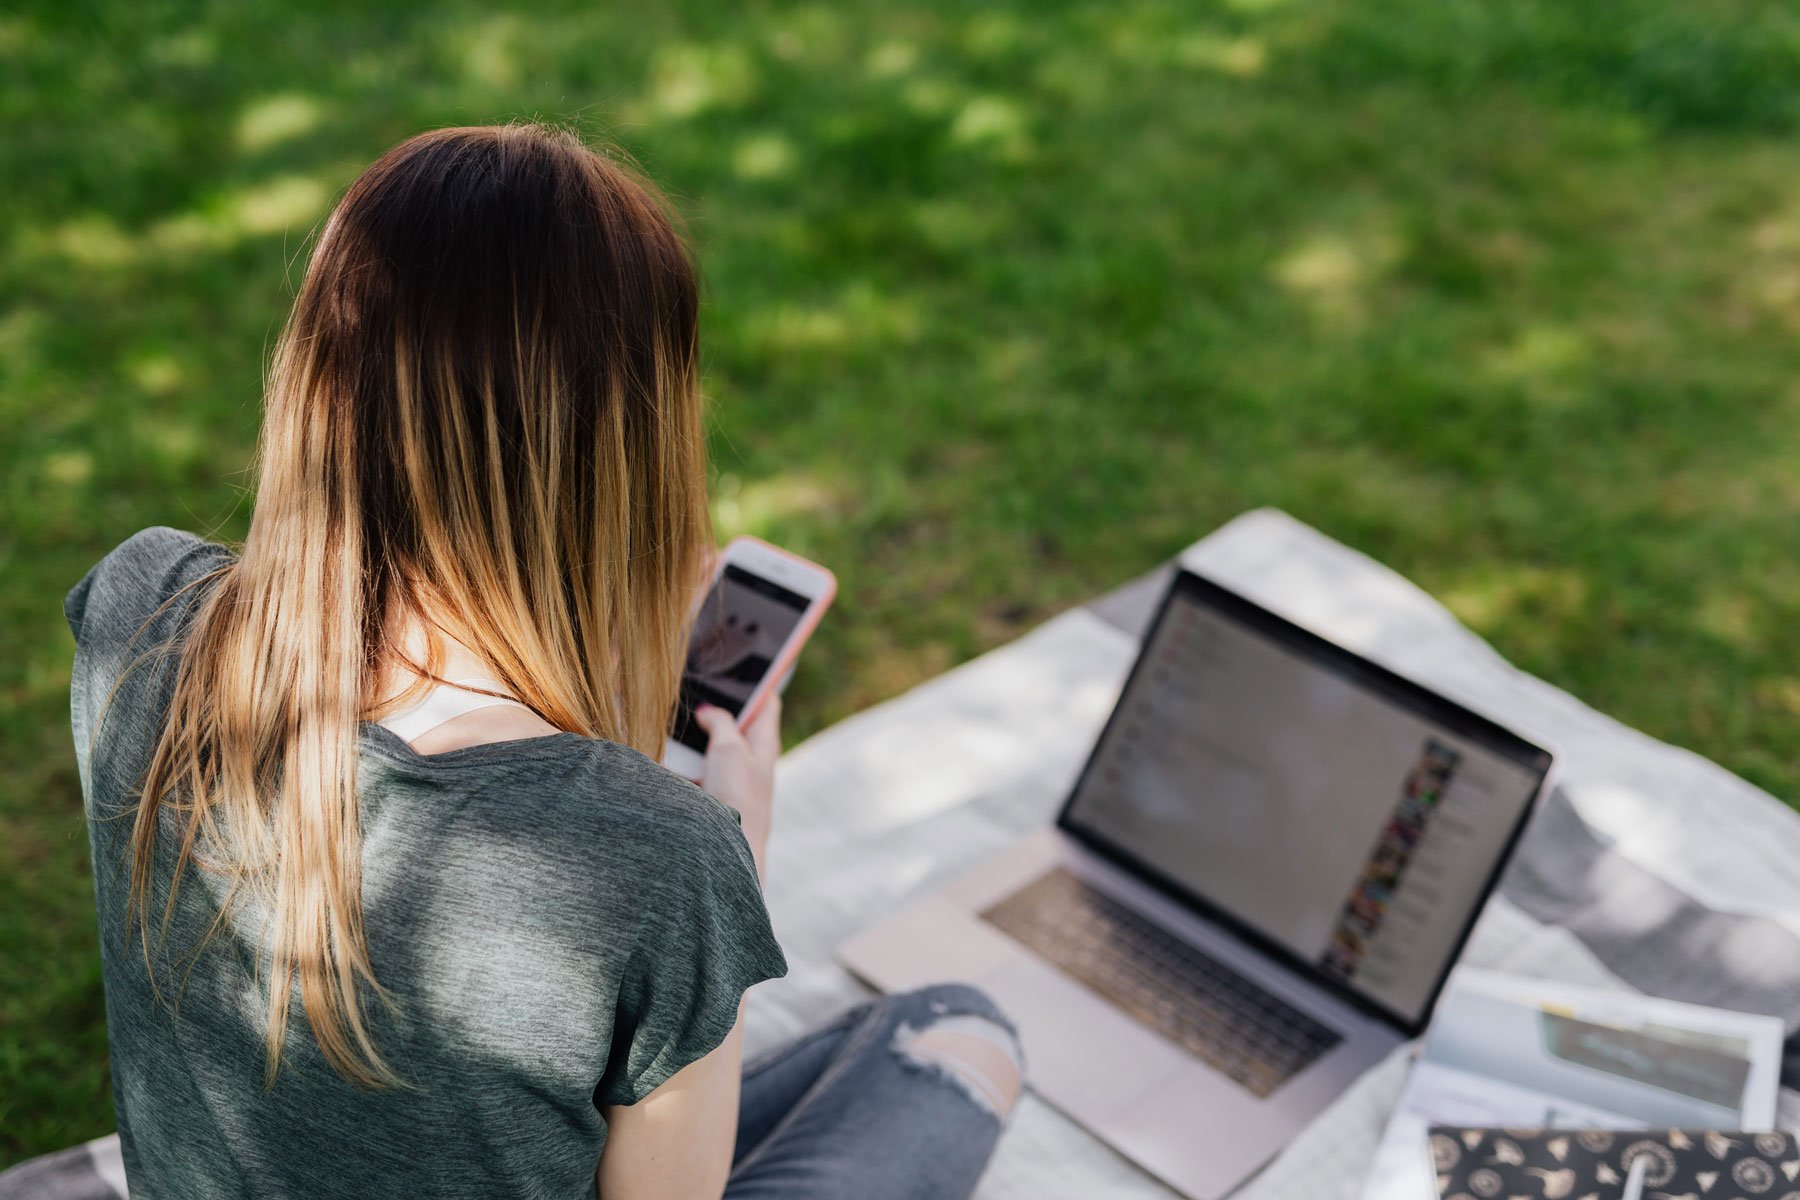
xmin=980 ymin=869 xmax=1342 ymax=1098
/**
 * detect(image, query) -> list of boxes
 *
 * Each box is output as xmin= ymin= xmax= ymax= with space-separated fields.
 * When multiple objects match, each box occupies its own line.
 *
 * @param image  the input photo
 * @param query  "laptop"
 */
xmin=839 ymin=568 xmax=1556 ymax=1199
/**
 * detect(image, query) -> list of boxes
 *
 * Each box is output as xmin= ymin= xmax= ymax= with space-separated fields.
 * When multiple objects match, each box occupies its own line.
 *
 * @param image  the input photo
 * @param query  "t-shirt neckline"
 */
xmin=359 ymin=720 xmax=593 ymax=769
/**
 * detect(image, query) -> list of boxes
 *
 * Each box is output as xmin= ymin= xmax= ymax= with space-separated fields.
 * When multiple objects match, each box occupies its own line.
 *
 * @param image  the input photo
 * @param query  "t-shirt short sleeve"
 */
xmin=64 ymin=526 xmax=226 ymax=647
xmin=596 ymin=797 xmax=787 ymax=1108
xmin=64 ymin=528 xmax=234 ymax=789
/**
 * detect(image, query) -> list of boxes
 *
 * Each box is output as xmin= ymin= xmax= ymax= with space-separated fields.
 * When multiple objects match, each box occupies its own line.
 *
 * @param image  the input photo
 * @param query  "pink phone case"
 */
xmin=704 ymin=536 xmax=836 ymax=731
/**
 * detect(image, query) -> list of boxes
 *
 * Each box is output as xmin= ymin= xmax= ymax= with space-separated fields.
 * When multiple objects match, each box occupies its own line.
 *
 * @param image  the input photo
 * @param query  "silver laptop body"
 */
xmin=841 ymin=569 xmax=1556 ymax=1199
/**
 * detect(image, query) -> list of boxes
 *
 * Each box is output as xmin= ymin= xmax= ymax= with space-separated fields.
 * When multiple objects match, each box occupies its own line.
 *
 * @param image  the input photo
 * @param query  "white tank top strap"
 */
xmin=377 ymin=677 xmax=536 ymax=743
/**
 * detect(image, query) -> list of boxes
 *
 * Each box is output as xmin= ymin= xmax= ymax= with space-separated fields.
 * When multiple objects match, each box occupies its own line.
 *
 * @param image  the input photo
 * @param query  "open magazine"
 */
xmin=1360 ymin=967 xmax=1787 ymax=1200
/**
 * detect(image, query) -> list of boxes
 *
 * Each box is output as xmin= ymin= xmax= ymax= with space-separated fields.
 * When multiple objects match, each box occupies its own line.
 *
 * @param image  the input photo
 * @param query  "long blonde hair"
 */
xmin=130 ymin=124 xmax=711 ymax=1087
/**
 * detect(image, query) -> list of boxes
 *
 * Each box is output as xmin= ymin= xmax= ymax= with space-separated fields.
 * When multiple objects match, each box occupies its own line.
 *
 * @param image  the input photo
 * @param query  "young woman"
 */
xmin=66 ymin=123 xmax=1021 ymax=1199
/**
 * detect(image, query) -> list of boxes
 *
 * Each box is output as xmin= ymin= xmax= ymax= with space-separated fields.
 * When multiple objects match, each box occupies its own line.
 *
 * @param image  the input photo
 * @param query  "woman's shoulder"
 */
xmin=362 ymin=720 xmax=756 ymax=886
xmin=560 ymin=738 xmax=751 ymax=856
xmin=64 ymin=526 xmax=234 ymax=648
xmin=431 ymin=736 xmax=768 ymax=936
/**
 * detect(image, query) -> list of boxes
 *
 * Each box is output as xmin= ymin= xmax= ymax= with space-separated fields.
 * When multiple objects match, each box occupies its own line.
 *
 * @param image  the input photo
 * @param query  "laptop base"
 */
xmin=840 ymin=830 xmax=1400 ymax=1200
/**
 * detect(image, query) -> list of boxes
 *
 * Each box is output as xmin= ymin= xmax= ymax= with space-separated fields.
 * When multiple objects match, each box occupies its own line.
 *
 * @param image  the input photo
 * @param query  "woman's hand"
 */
xmin=692 ymin=696 xmax=779 ymax=882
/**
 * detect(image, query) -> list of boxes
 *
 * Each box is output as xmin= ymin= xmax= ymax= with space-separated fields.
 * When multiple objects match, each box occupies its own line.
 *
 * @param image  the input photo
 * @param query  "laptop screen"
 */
xmin=1059 ymin=570 xmax=1553 ymax=1032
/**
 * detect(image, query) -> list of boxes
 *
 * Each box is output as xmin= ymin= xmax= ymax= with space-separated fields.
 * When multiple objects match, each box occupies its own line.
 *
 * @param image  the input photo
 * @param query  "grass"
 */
xmin=5 ymin=0 xmax=1800 ymax=1165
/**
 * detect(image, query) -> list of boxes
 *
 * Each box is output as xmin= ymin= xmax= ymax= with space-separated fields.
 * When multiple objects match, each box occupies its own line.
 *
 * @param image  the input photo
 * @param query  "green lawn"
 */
xmin=5 ymin=0 xmax=1800 ymax=1165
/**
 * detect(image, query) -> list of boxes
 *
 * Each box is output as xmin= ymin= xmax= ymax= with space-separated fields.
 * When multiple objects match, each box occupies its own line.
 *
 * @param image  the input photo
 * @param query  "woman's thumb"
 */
xmin=693 ymin=704 xmax=744 ymax=752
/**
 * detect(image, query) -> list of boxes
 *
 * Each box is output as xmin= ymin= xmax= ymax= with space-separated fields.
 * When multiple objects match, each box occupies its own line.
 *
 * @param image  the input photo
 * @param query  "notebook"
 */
xmin=1361 ymin=968 xmax=1787 ymax=1199
xmin=1430 ymin=1126 xmax=1799 ymax=1199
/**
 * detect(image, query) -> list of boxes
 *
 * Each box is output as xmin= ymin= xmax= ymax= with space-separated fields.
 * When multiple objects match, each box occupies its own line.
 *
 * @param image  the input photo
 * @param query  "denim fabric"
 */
xmin=727 ymin=984 xmax=1020 ymax=1200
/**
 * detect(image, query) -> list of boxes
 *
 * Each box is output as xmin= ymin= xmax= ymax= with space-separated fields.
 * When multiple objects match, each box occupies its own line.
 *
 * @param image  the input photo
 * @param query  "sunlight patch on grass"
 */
xmin=125 ymin=353 xmax=183 ymax=397
xmin=712 ymin=469 xmax=841 ymax=537
xmin=1274 ymin=224 xmax=1401 ymax=327
xmin=1481 ymin=324 xmax=1590 ymax=403
xmin=143 ymin=212 xmax=215 ymax=257
xmin=1746 ymin=266 xmax=1800 ymax=332
xmin=949 ymin=95 xmax=1032 ymax=160
xmin=1440 ymin=564 xmax=1589 ymax=631
xmin=226 ymin=173 xmax=332 ymax=237
xmin=1751 ymin=203 xmax=1800 ymax=255
xmin=453 ymin=15 xmax=526 ymax=89
xmin=1177 ymin=33 xmax=1268 ymax=78
xmin=755 ymin=304 xmax=851 ymax=350
xmin=0 ymin=16 xmax=34 ymax=56
xmin=1755 ymin=677 xmax=1800 ymax=719
xmin=1276 ymin=236 xmax=1364 ymax=292
xmin=1740 ymin=199 xmax=1800 ymax=330
xmin=41 ymin=450 xmax=94 ymax=487
xmin=732 ymin=132 xmax=797 ymax=181
xmin=1696 ymin=587 xmax=1761 ymax=650
xmin=645 ymin=42 xmax=757 ymax=121
xmin=901 ymin=76 xmax=964 ymax=118
xmin=38 ymin=214 xmax=138 ymax=269
xmin=145 ymin=170 xmax=336 ymax=257
xmin=235 ymin=94 xmax=324 ymax=153
xmin=866 ymin=39 xmax=920 ymax=79
xmin=746 ymin=281 xmax=921 ymax=354
xmin=128 ymin=413 xmax=207 ymax=470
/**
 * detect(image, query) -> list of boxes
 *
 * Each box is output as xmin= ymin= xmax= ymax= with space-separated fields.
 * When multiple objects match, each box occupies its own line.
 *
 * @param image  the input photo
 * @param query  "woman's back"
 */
xmin=68 ymin=528 xmax=784 ymax=1198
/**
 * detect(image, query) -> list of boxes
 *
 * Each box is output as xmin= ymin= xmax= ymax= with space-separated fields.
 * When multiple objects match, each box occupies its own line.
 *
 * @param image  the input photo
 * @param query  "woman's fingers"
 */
xmin=693 ymin=704 xmax=748 ymax=758
xmin=693 ymin=700 xmax=777 ymax=881
xmin=741 ymin=694 xmax=781 ymax=762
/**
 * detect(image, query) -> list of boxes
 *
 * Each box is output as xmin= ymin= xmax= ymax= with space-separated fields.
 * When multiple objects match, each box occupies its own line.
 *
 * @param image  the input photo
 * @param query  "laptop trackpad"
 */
xmin=979 ymin=954 xmax=1187 ymax=1130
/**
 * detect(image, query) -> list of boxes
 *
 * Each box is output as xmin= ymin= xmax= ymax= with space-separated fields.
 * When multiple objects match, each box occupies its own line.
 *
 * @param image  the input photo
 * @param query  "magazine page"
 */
xmin=1358 ymin=968 xmax=1785 ymax=1200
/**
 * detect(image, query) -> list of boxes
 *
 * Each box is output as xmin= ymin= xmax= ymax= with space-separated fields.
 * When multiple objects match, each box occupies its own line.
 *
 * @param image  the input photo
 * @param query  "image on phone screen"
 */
xmin=671 ymin=565 xmax=810 ymax=753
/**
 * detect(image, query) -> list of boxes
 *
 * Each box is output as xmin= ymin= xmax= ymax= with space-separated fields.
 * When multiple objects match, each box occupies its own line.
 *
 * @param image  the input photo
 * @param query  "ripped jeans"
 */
xmin=725 ymin=984 xmax=1023 ymax=1200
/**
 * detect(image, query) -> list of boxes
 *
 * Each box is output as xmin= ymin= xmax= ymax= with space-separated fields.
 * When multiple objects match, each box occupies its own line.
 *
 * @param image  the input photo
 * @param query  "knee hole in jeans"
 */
xmin=890 ymin=1014 xmax=1024 ymax=1119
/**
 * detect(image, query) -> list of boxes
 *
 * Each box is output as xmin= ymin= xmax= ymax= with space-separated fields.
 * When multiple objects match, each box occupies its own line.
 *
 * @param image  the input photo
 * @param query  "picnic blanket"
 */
xmin=8 ymin=508 xmax=1799 ymax=1199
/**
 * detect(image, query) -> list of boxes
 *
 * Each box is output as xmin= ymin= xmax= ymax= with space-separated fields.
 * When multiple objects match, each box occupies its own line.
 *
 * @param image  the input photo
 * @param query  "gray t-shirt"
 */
xmin=65 ymin=528 xmax=787 ymax=1199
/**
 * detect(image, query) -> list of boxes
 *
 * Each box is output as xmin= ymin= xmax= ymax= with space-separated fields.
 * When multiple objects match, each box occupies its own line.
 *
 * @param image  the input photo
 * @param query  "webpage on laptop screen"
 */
xmin=1062 ymin=590 xmax=1543 ymax=1026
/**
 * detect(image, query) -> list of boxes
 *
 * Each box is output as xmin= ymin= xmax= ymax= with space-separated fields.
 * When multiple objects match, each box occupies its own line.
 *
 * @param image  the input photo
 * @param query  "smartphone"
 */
xmin=662 ymin=536 xmax=836 ymax=781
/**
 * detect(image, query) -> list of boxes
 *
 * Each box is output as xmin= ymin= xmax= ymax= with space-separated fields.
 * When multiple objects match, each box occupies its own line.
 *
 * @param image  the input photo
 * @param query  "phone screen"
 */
xmin=671 ymin=564 xmax=812 ymax=752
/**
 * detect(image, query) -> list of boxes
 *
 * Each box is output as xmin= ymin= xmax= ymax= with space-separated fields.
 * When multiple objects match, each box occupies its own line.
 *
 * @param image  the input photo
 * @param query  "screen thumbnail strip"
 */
xmin=1319 ymin=738 xmax=1461 ymax=984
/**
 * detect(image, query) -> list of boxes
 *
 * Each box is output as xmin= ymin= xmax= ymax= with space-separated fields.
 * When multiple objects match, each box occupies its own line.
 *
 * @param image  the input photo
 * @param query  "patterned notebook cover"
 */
xmin=1429 ymin=1127 xmax=1800 ymax=1199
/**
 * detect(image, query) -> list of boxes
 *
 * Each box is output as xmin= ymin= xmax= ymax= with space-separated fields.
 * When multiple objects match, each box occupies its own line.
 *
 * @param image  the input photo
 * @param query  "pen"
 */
xmin=1620 ymin=1155 xmax=1648 ymax=1200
